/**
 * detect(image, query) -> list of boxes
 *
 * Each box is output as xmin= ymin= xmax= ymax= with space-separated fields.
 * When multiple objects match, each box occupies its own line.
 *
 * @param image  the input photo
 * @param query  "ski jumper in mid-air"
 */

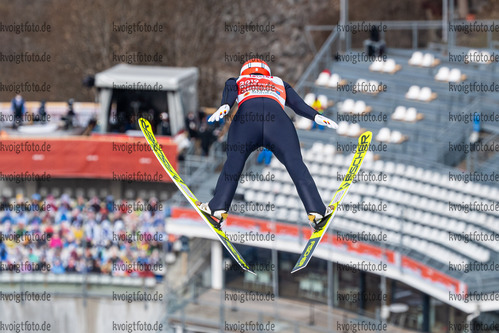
xmin=196 ymin=58 xmax=338 ymax=230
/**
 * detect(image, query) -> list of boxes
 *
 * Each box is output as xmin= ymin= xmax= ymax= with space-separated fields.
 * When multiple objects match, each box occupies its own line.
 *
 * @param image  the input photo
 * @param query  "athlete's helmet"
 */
xmin=240 ymin=58 xmax=271 ymax=76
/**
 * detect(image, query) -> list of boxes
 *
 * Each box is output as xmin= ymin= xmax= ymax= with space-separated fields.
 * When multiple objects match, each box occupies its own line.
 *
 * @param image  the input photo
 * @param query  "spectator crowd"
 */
xmin=0 ymin=193 xmax=179 ymax=280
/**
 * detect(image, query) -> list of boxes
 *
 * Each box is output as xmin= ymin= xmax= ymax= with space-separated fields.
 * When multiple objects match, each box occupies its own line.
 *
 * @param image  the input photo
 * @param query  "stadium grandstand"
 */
xmin=1 ymin=1 xmax=499 ymax=333
xmin=161 ymin=18 xmax=499 ymax=333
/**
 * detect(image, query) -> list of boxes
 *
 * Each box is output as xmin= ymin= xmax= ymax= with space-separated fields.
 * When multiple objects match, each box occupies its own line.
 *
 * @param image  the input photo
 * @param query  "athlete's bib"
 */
xmin=236 ymin=75 xmax=286 ymax=109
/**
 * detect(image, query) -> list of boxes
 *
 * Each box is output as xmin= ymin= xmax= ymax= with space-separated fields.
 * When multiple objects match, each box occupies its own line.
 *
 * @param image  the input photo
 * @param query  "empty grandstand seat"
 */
xmin=2 ymin=187 xmax=13 ymax=197
xmin=324 ymin=144 xmax=336 ymax=155
xmin=318 ymin=95 xmax=329 ymax=107
xmin=339 ymin=99 xmax=355 ymax=113
xmin=463 ymin=49 xmax=493 ymax=64
xmin=310 ymin=163 xmax=320 ymax=176
xmin=328 ymin=73 xmax=343 ymax=88
xmin=390 ymin=131 xmax=403 ymax=143
xmin=75 ymin=188 xmax=85 ymax=198
xmin=315 ymin=70 xmax=331 ymax=85
xmin=419 ymin=87 xmax=432 ymax=101
xmin=435 ymin=67 xmax=450 ymax=81
xmin=480 ymin=51 xmax=491 ymax=63
xmin=320 ymin=164 xmax=330 ymax=176
xmin=244 ymin=190 xmax=256 ymax=202
xmin=406 ymin=86 xmax=436 ymax=102
xmin=361 ymin=151 xmax=373 ymax=165
xmin=323 ymin=154 xmax=335 ymax=166
xmin=311 ymin=142 xmax=325 ymax=152
xmin=369 ymin=58 xmax=384 ymax=71
xmin=263 ymin=193 xmax=275 ymax=203
xmin=334 ymin=154 xmax=345 ymax=165
xmin=467 ymin=49 xmax=479 ymax=61
xmin=421 ymin=53 xmax=435 ymax=67
xmin=348 ymin=123 xmax=361 ymax=136
xmin=38 ymin=187 xmax=48 ymax=197
xmin=62 ymin=188 xmax=73 ymax=198
xmin=304 ymin=150 xmax=316 ymax=163
xmin=289 ymin=210 xmax=299 ymax=223
xmin=373 ymin=159 xmax=384 ymax=172
xmin=382 ymin=58 xmax=399 ymax=73
xmin=406 ymin=86 xmax=420 ymax=99
xmin=271 ymin=182 xmax=282 ymax=193
xmin=304 ymin=93 xmax=316 ymax=106
xmin=261 ymin=181 xmax=272 ymax=193
xmin=353 ymin=100 xmax=366 ymax=114
xmin=355 ymin=79 xmax=368 ymax=92
xmin=100 ymin=188 xmax=110 ymax=198
xmin=51 ymin=187 xmax=61 ymax=197
xmin=254 ymin=191 xmax=266 ymax=203
xmin=87 ymin=188 xmax=98 ymax=198
xmin=376 ymin=128 xmax=391 ymax=142
xmin=296 ymin=117 xmax=313 ymax=130
xmin=384 ymin=161 xmax=395 ymax=173
xmin=392 ymin=106 xmax=406 ymax=120
xmin=125 ymin=189 xmax=135 ymax=199
xmin=282 ymin=184 xmax=295 ymax=195
xmin=405 ymin=107 xmax=417 ymax=122
xmin=337 ymin=121 xmax=349 ymax=136
xmin=448 ymin=68 xmax=463 ymax=82
xmin=369 ymin=80 xmax=380 ymax=93
xmin=408 ymin=51 xmax=423 ymax=66
xmin=276 ymin=208 xmax=288 ymax=221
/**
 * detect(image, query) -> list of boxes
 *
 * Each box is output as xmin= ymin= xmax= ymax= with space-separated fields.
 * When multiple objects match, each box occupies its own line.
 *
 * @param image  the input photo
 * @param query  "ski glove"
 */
xmin=208 ymin=104 xmax=230 ymax=123
xmin=314 ymin=114 xmax=338 ymax=129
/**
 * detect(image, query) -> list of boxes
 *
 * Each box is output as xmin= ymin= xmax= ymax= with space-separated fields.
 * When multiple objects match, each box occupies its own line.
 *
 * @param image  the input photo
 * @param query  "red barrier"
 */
xmin=0 ymin=134 xmax=176 ymax=181
xmin=171 ymin=206 xmax=465 ymax=294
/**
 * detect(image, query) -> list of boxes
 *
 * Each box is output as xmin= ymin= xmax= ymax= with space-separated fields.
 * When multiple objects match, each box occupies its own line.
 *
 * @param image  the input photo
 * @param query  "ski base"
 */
xmin=138 ymin=118 xmax=254 ymax=275
xmin=291 ymin=131 xmax=372 ymax=273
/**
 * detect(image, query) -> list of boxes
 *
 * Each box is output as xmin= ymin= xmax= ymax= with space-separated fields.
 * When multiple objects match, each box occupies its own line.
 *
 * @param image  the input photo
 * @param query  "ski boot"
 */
xmin=195 ymin=201 xmax=228 ymax=229
xmin=307 ymin=205 xmax=335 ymax=231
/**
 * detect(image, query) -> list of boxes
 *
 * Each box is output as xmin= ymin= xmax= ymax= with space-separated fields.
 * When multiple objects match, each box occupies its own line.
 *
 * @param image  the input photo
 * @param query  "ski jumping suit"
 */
xmin=208 ymin=74 xmax=326 ymax=216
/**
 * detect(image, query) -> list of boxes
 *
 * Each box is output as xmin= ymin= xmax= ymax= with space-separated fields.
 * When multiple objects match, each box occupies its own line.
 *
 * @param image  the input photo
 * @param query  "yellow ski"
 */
xmin=138 ymin=118 xmax=254 ymax=274
xmin=291 ymin=131 xmax=372 ymax=273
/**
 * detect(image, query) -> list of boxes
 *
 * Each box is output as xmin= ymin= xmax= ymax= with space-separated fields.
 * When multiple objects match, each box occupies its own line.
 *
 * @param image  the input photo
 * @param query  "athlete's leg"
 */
xmin=262 ymin=99 xmax=326 ymax=215
xmin=208 ymin=103 xmax=263 ymax=212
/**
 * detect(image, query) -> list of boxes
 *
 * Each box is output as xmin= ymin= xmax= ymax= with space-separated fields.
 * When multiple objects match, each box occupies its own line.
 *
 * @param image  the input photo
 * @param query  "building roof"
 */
xmin=94 ymin=64 xmax=198 ymax=91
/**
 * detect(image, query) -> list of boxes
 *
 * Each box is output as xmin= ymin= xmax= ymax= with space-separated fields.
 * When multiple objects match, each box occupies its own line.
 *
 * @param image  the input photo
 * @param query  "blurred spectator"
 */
xmin=174 ymin=129 xmax=191 ymax=161
xmin=37 ymin=100 xmax=48 ymax=123
xmin=160 ymin=112 xmax=171 ymax=136
xmin=257 ymin=148 xmax=273 ymax=165
xmin=61 ymin=98 xmax=77 ymax=130
xmin=11 ymin=94 xmax=25 ymax=129
xmin=311 ymin=97 xmax=325 ymax=131
xmin=198 ymin=116 xmax=217 ymax=156
xmin=0 ymin=193 xmax=172 ymax=279
xmin=185 ymin=111 xmax=199 ymax=139
xmin=52 ymin=259 xmax=65 ymax=274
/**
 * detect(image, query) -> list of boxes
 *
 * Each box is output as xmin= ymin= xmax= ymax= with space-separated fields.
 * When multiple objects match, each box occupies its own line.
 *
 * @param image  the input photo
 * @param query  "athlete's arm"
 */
xmin=220 ymin=78 xmax=238 ymax=108
xmin=284 ymin=82 xmax=320 ymax=120
xmin=284 ymin=81 xmax=337 ymax=129
xmin=209 ymin=78 xmax=238 ymax=123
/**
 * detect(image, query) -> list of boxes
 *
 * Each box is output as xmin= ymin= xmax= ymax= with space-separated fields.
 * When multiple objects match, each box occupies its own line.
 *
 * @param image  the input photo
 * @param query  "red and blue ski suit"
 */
xmin=208 ymin=74 xmax=326 ymax=216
